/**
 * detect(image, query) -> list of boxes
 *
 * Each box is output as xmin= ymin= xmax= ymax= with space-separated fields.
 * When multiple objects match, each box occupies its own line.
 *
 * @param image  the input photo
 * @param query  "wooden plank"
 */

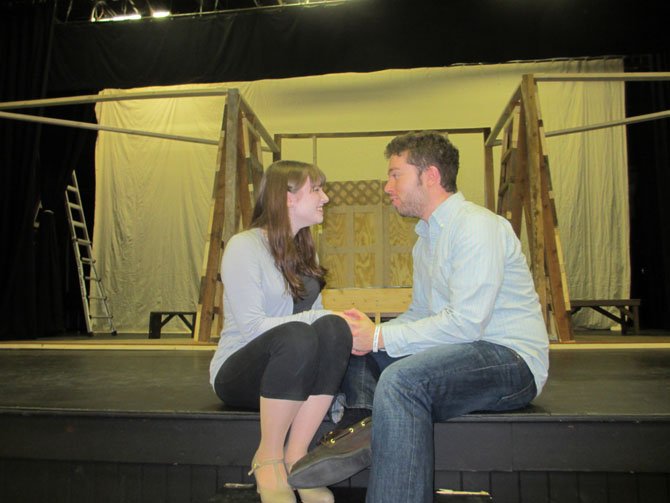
xmin=607 ymin=473 xmax=638 ymax=503
xmin=521 ymin=75 xmax=573 ymax=341
xmin=483 ymin=129 xmax=494 ymax=211
xmin=520 ymin=75 xmax=548 ymax=324
xmin=321 ymin=287 xmax=412 ymax=319
xmin=545 ymin=109 xmax=670 ymax=137
xmin=519 ymin=472 xmax=549 ymax=503
xmin=141 ymin=465 xmax=168 ymax=503
xmin=0 ymin=341 xmax=215 ymax=350
xmin=195 ymin=90 xmax=240 ymax=343
xmin=277 ymin=127 xmax=489 ymax=140
xmin=490 ymin=109 xmax=670 ymax=147
xmin=571 ymin=299 xmax=640 ymax=307
xmin=237 ymin=115 xmax=253 ymax=229
xmin=637 ymin=473 xmax=670 ymax=502
xmin=530 ymin=75 xmax=573 ymax=341
xmin=272 ymin=134 xmax=282 ymax=162
xmin=534 ymin=71 xmax=670 ymax=82
xmin=0 ymin=87 xmax=229 ymax=110
xmin=0 ymin=110 xmax=219 ymax=146
xmin=497 ymin=103 xmax=525 ymax=236
xmin=485 ymin=84 xmax=522 ymax=147
xmin=223 ymin=90 xmax=242 ymax=242
xmin=548 ymin=472 xmax=579 ymax=502
xmin=509 ymin=105 xmax=527 ymax=236
xmin=239 ymin=96 xmax=280 ymax=153
xmin=247 ymin=130 xmax=264 ymax=204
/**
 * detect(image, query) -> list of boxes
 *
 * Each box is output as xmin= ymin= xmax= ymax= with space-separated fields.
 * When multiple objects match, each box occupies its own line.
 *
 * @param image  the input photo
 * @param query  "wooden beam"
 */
xmin=522 ymin=75 xmax=573 ymax=342
xmin=223 ymin=90 xmax=242 ymax=241
xmin=237 ymin=116 xmax=253 ymax=229
xmin=0 ymin=110 xmax=219 ymax=146
xmin=534 ymin=72 xmax=670 ymax=82
xmin=195 ymin=89 xmax=243 ymax=343
xmin=0 ymin=88 xmax=229 ymax=110
xmin=239 ymin=96 xmax=280 ymax=153
xmin=521 ymin=75 xmax=548 ymax=324
xmin=491 ymin=109 xmax=670 ymax=147
xmin=273 ymin=134 xmax=283 ymax=162
xmin=486 ymin=85 xmax=522 ymax=148
xmin=483 ymin=129 xmax=495 ymax=211
xmin=194 ymin=101 xmax=230 ymax=343
xmin=545 ymin=109 xmax=670 ymax=137
xmin=0 ymin=89 xmax=229 ymax=112
xmin=277 ymin=127 xmax=489 ymax=140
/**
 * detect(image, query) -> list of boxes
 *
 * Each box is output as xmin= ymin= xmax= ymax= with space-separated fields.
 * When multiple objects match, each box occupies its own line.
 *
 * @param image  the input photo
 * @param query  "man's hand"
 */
xmin=342 ymin=308 xmax=375 ymax=355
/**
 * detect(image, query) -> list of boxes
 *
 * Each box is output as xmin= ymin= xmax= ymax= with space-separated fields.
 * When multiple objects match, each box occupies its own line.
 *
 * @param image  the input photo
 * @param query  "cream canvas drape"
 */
xmin=92 ymin=58 xmax=627 ymax=333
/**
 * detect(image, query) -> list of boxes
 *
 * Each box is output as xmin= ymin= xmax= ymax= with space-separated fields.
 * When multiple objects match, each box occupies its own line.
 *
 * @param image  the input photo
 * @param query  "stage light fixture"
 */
xmin=90 ymin=0 xmax=170 ymax=22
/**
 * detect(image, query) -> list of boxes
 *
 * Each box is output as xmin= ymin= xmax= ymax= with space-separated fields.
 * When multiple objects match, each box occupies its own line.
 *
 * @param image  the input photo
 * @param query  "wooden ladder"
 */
xmin=494 ymin=75 xmax=573 ymax=342
xmin=193 ymin=89 xmax=279 ymax=343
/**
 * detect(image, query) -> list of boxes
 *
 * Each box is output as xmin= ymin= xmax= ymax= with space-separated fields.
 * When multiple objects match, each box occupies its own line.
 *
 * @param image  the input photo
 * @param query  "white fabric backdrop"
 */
xmin=92 ymin=58 xmax=627 ymax=333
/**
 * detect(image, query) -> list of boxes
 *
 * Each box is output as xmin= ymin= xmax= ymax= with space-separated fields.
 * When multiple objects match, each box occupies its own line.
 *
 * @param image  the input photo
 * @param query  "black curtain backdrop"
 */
xmin=0 ymin=1 xmax=55 ymax=340
xmin=37 ymin=105 xmax=99 ymax=336
xmin=626 ymin=53 xmax=670 ymax=330
xmin=1 ymin=0 xmax=669 ymax=338
xmin=48 ymin=0 xmax=668 ymax=93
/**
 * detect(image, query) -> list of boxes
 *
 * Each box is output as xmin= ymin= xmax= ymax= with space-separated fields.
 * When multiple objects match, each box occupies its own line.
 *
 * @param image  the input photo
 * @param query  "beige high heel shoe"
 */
xmin=296 ymin=487 xmax=335 ymax=503
xmin=286 ymin=460 xmax=334 ymax=503
xmin=248 ymin=456 xmax=296 ymax=503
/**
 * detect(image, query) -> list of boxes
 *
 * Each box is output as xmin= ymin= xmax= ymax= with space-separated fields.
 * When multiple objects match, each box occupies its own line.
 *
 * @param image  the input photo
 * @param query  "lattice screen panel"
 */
xmin=320 ymin=180 xmax=417 ymax=288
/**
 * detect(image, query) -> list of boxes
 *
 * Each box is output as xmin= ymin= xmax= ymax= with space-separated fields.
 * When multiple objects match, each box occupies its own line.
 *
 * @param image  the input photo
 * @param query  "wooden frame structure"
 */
xmin=485 ymin=72 xmax=670 ymax=343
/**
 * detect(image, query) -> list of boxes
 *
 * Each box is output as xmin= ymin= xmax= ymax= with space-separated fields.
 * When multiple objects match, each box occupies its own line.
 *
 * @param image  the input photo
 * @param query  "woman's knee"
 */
xmin=314 ymin=314 xmax=353 ymax=350
xmin=270 ymin=321 xmax=319 ymax=357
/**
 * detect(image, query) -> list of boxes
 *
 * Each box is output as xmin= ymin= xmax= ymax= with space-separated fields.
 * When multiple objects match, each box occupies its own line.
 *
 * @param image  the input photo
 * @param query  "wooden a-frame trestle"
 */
xmin=487 ymin=75 xmax=573 ymax=342
xmin=193 ymin=89 xmax=280 ymax=343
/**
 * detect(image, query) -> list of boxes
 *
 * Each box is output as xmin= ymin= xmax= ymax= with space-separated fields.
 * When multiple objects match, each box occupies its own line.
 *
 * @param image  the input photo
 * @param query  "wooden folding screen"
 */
xmin=318 ymin=180 xmax=417 ymax=289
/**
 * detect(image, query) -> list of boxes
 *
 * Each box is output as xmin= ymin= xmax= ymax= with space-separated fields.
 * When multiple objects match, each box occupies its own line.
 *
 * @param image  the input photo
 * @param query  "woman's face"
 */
xmin=287 ymin=176 xmax=329 ymax=235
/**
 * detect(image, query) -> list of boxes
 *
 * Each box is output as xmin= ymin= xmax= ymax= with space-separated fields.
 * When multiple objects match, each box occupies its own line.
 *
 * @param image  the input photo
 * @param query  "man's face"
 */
xmin=384 ymin=151 xmax=427 ymax=219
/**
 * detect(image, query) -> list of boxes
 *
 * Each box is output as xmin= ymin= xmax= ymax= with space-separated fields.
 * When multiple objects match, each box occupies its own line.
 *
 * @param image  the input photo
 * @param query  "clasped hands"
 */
xmin=336 ymin=308 xmax=379 ymax=356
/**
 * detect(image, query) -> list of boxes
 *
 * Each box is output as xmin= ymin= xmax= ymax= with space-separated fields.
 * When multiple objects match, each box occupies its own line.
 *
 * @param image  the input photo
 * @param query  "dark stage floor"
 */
xmin=0 ymin=346 xmax=669 ymax=418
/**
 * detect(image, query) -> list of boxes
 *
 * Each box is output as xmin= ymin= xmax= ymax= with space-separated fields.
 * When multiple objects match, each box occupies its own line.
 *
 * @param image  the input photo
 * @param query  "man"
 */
xmin=337 ymin=131 xmax=550 ymax=502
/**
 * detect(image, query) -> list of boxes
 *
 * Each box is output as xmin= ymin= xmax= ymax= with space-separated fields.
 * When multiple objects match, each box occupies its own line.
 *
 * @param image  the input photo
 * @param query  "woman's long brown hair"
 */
xmin=250 ymin=160 xmax=328 ymax=300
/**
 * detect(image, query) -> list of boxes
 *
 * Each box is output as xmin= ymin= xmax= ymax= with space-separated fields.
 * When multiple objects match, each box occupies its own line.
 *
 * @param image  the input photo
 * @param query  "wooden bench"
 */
xmin=148 ymin=311 xmax=197 ymax=339
xmin=570 ymin=299 xmax=641 ymax=334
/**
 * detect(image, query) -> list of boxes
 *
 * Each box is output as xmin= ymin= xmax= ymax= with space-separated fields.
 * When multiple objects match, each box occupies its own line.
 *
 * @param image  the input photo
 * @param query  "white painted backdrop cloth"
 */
xmin=92 ymin=58 xmax=628 ymax=333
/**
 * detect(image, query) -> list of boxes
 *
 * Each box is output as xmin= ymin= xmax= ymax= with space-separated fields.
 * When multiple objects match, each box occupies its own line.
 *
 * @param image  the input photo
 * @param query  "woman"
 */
xmin=209 ymin=160 xmax=352 ymax=503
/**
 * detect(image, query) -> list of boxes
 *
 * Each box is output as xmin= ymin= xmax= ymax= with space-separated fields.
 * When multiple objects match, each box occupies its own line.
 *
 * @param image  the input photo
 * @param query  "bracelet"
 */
xmin=372 ymin=324 xmax=381 ymax=353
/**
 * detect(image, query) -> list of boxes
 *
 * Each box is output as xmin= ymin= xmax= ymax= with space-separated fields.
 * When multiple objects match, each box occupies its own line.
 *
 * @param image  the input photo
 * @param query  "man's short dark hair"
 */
xmin=385 ymin=131 xmax=459 ymax=193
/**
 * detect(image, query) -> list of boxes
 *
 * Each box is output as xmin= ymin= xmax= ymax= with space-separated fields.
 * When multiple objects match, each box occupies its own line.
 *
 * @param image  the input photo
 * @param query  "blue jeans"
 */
xmin=341 ymin=341 xmax=537 ymax=503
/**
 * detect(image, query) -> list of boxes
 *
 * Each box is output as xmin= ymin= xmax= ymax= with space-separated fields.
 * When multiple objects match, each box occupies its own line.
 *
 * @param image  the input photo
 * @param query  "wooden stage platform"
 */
xmin=0 ymin=338 xmax=669 ymax=503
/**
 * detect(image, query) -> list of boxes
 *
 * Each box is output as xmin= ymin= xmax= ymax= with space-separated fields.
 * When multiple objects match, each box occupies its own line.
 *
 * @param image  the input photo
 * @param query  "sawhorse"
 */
xmin=570 ymin=299 xmax=641 ymax=334
xmin=148 ymin=311 xmax=197 ymax=339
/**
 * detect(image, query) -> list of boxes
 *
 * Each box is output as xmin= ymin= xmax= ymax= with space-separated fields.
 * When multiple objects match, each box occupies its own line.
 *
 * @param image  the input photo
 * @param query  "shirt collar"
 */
xmin=415 ymin=192 xmax=464 ymax=238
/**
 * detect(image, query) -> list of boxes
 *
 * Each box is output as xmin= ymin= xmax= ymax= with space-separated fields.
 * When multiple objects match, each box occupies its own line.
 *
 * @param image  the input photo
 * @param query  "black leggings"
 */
xmin=213 ymin=314 xmax=352 ymax=409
